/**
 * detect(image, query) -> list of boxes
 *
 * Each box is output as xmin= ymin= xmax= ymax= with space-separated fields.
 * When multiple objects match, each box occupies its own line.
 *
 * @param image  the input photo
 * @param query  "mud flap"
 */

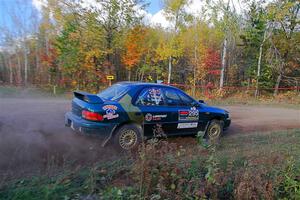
xmin=101 ymin=125 xmax=118 ymax=147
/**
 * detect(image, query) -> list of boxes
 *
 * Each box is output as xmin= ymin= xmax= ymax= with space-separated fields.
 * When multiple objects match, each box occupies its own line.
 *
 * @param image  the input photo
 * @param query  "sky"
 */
xmin=0 ymin=0 xmax=250 ymax=40
xmin=0 ymin=0 xmax=164 ymax=35
xmin=0 ymin=0 xmax=39 ymax=37
xmin=146 ymin=0 xmax=163 ymax=14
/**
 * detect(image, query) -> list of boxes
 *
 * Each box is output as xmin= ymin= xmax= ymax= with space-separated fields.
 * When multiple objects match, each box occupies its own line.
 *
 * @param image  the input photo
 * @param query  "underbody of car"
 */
xmin=65 ymin=82 xmax=231 ymax=150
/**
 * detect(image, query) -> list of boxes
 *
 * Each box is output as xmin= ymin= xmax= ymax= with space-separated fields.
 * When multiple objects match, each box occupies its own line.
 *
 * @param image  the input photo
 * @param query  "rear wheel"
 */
xmin=113 ymin=124 xmax=142 ymax=150
xmin=206 ymin=119 xmax=223 ymax=141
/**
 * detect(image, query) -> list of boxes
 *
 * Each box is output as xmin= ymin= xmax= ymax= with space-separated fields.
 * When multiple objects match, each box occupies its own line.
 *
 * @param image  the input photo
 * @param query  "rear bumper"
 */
xmin=65 ymin=112 xmax=117 ymax=141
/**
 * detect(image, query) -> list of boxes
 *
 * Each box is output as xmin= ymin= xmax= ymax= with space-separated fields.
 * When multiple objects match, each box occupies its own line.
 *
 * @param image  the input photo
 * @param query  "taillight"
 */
xmin=82 ymin=110 xmax=103 ymax=121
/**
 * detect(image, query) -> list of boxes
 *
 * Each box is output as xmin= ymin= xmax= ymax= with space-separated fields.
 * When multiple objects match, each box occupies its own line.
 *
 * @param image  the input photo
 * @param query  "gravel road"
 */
xmin=0 ymin=97 xmax=299 ymax=181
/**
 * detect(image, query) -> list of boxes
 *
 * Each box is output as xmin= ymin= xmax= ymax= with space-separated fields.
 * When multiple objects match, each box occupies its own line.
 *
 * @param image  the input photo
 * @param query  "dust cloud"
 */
xmin=0 ymin=89 xmax=120 ymax=183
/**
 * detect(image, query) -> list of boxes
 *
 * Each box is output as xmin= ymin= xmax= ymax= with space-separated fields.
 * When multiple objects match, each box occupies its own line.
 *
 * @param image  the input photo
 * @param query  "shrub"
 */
xmin=234 ymin=168 xmax=273 ymax=200
xmin=132 ymin=139 xmax=236 ymax=199
xmin=275 ymin=157 xmax=300 ymax=199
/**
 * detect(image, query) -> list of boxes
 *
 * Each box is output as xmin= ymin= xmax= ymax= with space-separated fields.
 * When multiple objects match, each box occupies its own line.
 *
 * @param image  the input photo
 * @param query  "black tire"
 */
xmin=206 ymin=119 xmax=223 ymax=141
xmin=113 ymin=124 xmax=142 ymax=150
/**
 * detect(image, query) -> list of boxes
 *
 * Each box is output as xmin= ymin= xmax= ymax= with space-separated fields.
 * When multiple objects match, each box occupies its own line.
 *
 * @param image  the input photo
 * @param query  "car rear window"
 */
xmin=98 ymin=84 xmax=130 ymax=101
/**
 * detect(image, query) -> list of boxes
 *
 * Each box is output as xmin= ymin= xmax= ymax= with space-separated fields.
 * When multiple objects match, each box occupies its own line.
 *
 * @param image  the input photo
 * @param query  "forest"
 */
xmin=1 ymin=1 xmax=300 ymax=199
xmin=0 ymin=0 xmax=299 ymax=97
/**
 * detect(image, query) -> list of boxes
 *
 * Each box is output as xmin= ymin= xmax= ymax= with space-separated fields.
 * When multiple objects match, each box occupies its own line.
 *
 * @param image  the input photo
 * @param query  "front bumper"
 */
xmin=223 ymin=118 xmax=231 ymax=130
xmin=65 ymin=112 xmax=117 ymax=140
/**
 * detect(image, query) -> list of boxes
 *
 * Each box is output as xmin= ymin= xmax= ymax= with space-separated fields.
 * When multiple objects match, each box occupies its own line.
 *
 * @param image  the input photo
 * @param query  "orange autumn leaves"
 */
xmin=121 ymin=26 xmax=221 ymax=80
xmin=122 ymin=26 xmax=147 ymax=71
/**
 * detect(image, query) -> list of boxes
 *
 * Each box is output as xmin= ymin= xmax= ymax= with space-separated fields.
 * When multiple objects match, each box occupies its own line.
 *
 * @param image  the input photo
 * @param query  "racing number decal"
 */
xmin=178 ymin=107 xmax=199 ymax=121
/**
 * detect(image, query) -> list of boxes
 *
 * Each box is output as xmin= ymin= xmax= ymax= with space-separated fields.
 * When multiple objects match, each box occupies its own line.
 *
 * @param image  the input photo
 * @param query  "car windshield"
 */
xmin=98 ymin=84 xmax=130 ymax=101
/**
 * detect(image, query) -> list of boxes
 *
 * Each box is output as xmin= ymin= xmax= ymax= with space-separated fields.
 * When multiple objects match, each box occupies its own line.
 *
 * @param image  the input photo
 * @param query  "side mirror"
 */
xmin=198 ymin=100 xmax=206 ymax=104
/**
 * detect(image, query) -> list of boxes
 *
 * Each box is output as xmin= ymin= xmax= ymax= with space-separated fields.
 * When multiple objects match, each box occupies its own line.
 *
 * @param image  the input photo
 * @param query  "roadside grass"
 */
xmin=0 ymin=86 xmax=70 ymax=99
xmin=1 ymin=86 xmax=300 ymax=108
xmin=219 ymin=130 xmax=300 ymax=159
xmin=0 ymin=86 xmax=22 ymax=97
xmin=1 ymin=129 xmax=300 ymax=199
xmin=205 ymin=91 xmax=300 ymax=109
xmin=217 ymin=130 xmax=300 ymax=171
xmin=208 ymin=98 xmax=300 ymax=109
xmin=0 ymin=159 xmax=134 ymax=200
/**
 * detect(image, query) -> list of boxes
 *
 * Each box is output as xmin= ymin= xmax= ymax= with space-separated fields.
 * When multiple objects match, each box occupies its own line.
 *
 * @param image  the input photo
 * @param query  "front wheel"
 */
xmin=206 ymin=120 xmax=223 ymax=141
xmin=113 ymin=124 xmax=142 ymax=150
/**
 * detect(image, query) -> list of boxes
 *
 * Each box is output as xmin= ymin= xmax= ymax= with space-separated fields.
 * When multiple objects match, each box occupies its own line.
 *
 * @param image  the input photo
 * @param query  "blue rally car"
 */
xmin=65 ymin=82 xmax=231 ymax=150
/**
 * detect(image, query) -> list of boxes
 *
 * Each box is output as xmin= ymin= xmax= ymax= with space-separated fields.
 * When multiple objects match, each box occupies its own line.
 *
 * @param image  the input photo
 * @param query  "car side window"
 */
xmin=177 ymin=91 xmax=195 ymax=106
xmin=135 ymin=87 xmax=165 ymax=106
xmin=164 ymin=88 xmax=182 ymax=106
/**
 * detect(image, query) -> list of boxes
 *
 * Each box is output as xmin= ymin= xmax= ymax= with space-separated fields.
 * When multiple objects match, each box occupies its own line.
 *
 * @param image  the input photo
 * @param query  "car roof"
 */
xmin=116 ymin=81 xmax=178 ymax=89
xmin=115 ymin=81 xmax=198 ymax=102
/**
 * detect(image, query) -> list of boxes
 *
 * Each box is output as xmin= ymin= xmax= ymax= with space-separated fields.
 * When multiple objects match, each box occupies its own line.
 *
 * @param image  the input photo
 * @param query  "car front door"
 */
xmin=135 ymin=87 xmax=177 ymax=137
xmin=163 ymin=88 xmax=201 ymax=135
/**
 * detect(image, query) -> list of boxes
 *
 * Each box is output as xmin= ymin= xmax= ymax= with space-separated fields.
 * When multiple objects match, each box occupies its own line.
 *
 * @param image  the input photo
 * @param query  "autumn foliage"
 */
xmin=0 ymin=0 xmax=299 ymax=95
xmin=122 ymin=26 xmax=146 ymax=70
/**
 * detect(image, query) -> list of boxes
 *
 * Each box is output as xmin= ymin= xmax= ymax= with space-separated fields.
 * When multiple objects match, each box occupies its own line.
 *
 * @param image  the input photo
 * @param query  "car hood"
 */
xmin=200 ymin=104 xmax=228 ymax=115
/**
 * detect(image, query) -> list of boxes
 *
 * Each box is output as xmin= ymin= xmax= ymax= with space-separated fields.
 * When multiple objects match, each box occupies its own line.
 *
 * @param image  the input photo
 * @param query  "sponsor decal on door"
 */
xmin=177 ymin=122 xmax=198 ymax=129
xmin=145 ymin=113 xmax=167 ymax=121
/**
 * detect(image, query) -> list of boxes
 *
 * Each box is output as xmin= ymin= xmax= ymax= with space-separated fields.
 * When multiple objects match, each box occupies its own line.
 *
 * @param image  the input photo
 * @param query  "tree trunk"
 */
xmin=0 ymin=55 xmax=4 ymax=82
xmin=246 ymin=78 xmax=250 ymax=92
xmin=255 ymin=43 xmax=263 ymax=98
xmin=106 ymin=31 xmax=114 ymax=75
xmin=128 ymin=69 xmax=131 ymax=81
xmin=167 ymin=56 xmax=172 ymax=84
xmin=255 ymin=29 xmax=267 ymax=98
xmin=45 ymin=35 xmax=50 ymax=84
xmin=23 ymin=44 xmax=28 ymax=85
xmin=140 ymin=70 xmax=144 ymax=81
xmin=8 ymin=56 xmax=13 ymax=84
xmin=220 ymin=37 xmax=227 ymax=89
xmin=17 ymin=53 xmax=22 ymax=85
xmin=135 ymin=70 xmax=139 ymax=81
xmin=35 ymin=43 xmax=40 ymax=84
xmin=193 ymin=45 xmax=197 ymax=97
xmin=273 ymin=73 xmax=282 ymax=96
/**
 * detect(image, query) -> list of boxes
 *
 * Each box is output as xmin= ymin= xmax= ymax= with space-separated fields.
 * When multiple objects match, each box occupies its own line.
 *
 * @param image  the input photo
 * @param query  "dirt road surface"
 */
xmin=224 ymin=105 xmax=300 ymax=134
xmin=0 ymin=97 xmax=299 ymax=181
